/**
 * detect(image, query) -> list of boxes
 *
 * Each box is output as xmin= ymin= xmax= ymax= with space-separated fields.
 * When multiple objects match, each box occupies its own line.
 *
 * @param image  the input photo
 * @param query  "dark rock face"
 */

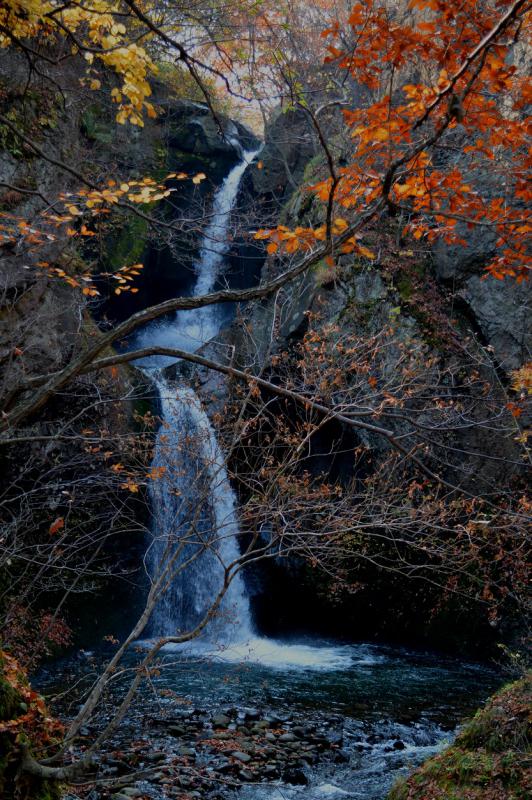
xmin=94 ymin=100 xmax=262 ymax=324
xmin=434 ymin=243 xmax=531 ymax=370
xmin=250 ymin=107 xmax=317 ymax=216
xmin=165 ymin=100 xmax=259 ymax=160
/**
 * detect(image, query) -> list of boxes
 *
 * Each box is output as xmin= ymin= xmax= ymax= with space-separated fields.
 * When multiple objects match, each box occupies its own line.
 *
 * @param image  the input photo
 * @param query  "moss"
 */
xmin=105 ymin=212 xmax=149 ymax=271
xmin=0 ymin=108 xmax=26 ymax=158
xmin=387 ymin=675 xmax=531 ymax=799
xmin=301 ymin=152 xmax=326 ymax=184
xmin=0 ymin=655 xmax=62 ymax=800
xmin=167 ymin=146 xmax=215 ymax=171
xmin=81 ymin=103 xmax=114 ymax=144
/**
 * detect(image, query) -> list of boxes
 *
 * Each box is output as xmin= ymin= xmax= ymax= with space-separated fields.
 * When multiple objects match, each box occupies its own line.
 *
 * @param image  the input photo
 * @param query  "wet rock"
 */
xmin=393 ymin=739 xmax=406 ymax=750
xmin=212 ymin=714 xmax=231 ymax=728
xmin=168 ymin=724 xmax=186 ymax=736
xmin=145 ymin=752 xmax=167 ymax=762
xmin=264 ymin=732 xmax=276 ymax=742
xmin=292 ymin=725 xmax=306 ymax=738
xmin=242 ymin=707 xmax=260 ymax=721
xmin=177 ymin=747 xmax=196 ymax=757
xmin=119 ymin=789 xmax=142 ymax=797
xmin=333 ymin=749 xmax=350 ymax=763
xmin=232 ymin=751 xmax=252 ymax=763
xmin=252 ymin=720 xmax=270 ymax=731
xmin=279 ymin=732 xmax=296 ymax=742
xmin=283 ymin=767 xmax=309 ymax=785
xmin=239 ymin=769 xmax=254 ymax=781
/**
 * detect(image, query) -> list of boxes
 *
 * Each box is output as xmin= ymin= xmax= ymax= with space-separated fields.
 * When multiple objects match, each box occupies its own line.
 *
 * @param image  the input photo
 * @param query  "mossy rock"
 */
xmin=0 ymin=653 xmax=62 ymax=800
xmin=104 ymin=212 xmax=149 ymax=272
xmin=81 ymin=103 xmax=114 ymax=144
xmin=387 ymin=674 xmax=531 ymax=799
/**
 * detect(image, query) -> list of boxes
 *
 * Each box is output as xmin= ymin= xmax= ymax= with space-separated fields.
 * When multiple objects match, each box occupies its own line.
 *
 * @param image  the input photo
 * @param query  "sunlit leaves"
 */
xmin=0 ymin=1 xmax=157 ymax=126
xmin=298 ymin=0 xmax=531 ymax=283
xmin=0 ymin=169 xmax=210 ymax=297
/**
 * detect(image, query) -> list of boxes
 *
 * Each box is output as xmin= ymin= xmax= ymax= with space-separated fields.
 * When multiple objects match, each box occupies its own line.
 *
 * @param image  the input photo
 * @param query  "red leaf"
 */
xmin=49 ymin=517 xmax=64 ymax=535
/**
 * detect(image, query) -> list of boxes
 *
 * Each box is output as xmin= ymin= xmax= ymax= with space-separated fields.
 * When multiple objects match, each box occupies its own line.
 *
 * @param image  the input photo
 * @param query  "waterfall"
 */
xmin=134 ymin=146 xmax=358 ymax=669
xmin=136 ymin=147 xmax=261 ymax=645
xmin=134 ymin=147 xmax=262 ymax=365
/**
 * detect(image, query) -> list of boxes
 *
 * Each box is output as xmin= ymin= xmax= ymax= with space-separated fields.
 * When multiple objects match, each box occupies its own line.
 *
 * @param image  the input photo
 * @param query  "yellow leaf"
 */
xmin=90 ymin=79 xmax=101 ymax=90
xmin=357 ymin=245 xmax=375 ymax=259
xmin=372 ymin=127 xmax=390 ymax=142
xmin=192 ymin=173 xmax=206 ymax=184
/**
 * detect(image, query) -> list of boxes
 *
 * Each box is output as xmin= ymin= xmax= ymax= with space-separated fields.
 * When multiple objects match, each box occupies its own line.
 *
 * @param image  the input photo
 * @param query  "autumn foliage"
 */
xmin=256 ymin=0 xmax=531 ymax=282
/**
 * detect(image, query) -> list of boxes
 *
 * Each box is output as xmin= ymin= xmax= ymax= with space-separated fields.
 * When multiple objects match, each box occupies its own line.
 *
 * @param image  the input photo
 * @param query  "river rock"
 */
xmin=283 ymin=766 xmax=309 ymax=785
xmin=212 ymin=713 xmax=231 ymax=727
xmin=393 ymin=739 xmax=406 ymax=750
xmin=177 ymin=746 xmax=196 ymax=757
xmin=241 ymin=707 xmax=261 ymax=721
xmin=279 ymin=732 xmax=296 ymax=742
xmin=252 ymin=720 xmax=270 ymax=731
xmin=168 ymin=724 xmax=186 ymax=736
xmin=232 ymin=751 xmax=252 ymax=763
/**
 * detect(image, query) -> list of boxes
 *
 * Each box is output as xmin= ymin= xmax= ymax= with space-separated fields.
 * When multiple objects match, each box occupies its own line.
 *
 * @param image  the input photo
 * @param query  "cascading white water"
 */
xmin=137 ymin=148 xmax=261 ymax=644
xmin=134 ymin=148 xmax=262 ymax=366
xmin=147 ymin=378 xmax=253 ymax=642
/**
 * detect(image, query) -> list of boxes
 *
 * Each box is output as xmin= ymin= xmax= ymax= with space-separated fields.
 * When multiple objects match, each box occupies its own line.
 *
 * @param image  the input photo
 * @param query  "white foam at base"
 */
xmin=138 ymin=636 xmax=383 ymax=671
xmin=315 ymin=786 xmax=351 ymax=797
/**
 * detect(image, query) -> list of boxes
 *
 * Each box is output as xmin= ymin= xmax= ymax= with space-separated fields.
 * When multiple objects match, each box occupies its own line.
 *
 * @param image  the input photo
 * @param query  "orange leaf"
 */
xmin=49 ymin=517 xmax=64 ymax=535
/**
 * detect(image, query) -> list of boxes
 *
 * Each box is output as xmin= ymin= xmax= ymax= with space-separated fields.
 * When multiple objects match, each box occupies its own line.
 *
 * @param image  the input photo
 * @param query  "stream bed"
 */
xmin=37 ymin=639 xmax=501 ymax=800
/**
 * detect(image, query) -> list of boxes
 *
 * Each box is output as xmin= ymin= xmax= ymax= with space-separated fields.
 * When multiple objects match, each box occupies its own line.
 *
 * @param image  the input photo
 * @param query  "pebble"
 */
xmin=212 ymin=714 xmax=231 ymax=727
xmin=239 ymin=769 xmax=254 ymax=781
xmin=232 ymin=751 xmax=252 ymax=763
xmin=279 ymin=732 xmax=296 ymax=742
